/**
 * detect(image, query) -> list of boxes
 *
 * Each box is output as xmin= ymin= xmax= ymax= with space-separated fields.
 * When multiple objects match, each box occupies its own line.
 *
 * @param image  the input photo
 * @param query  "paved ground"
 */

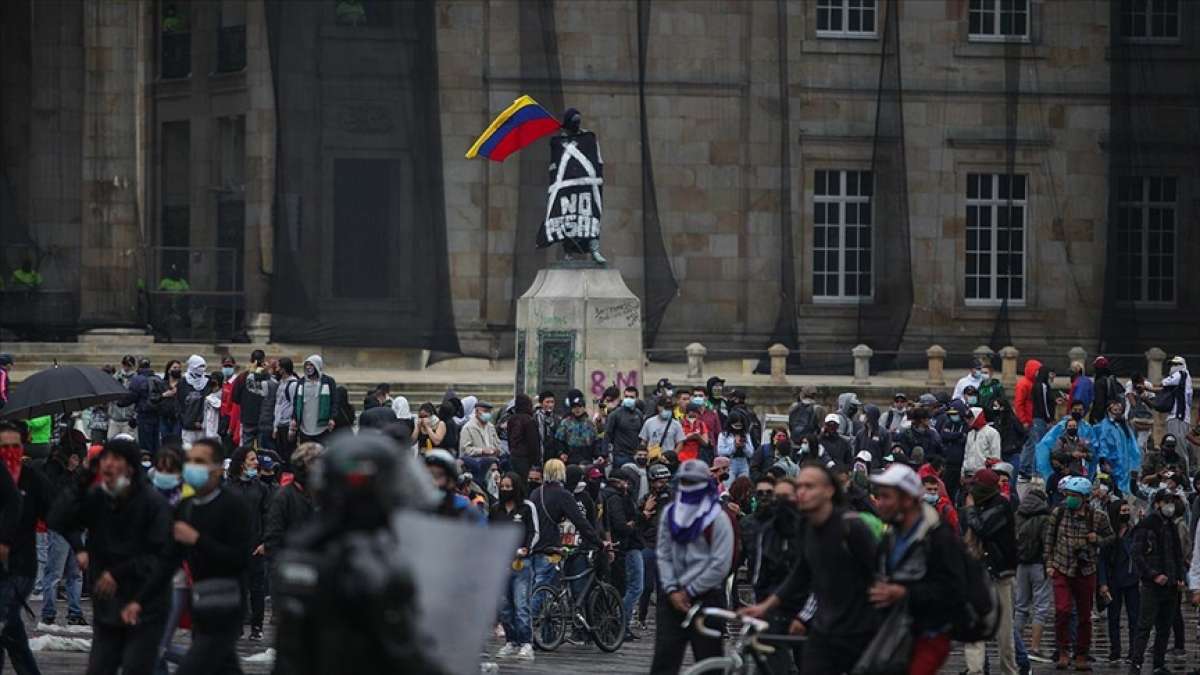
xmin=24 ymin=595 xmax=1200 ymax=674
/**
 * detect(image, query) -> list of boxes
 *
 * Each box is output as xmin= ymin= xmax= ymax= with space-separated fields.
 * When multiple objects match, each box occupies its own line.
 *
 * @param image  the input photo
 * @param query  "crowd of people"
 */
xmin=0 ymin=349 xmax=1196 ymax=674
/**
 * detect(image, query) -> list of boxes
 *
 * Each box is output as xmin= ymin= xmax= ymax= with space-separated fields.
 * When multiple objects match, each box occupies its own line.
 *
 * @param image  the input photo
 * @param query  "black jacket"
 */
xmin=817 ymin=432 xmax=853 ymax=468
xmin=742 ymin=504 xmax=804 ymax=604
xmin=226 ymin=475 xmax=273 ymax=547
xmin=601 ymin=486 xmax=642 ymax=551
xmin=0 ymin=466 xmax=55 ymax=578
xmin=604 ymin=407 xmax=644 ymax=460
xmin=882 ymin=505 xmax=968 ymax=634
xmin=963 ymin=494 xmax=1018 ymax=578
xmin=264 ymin=483 xmax=316 ymax=556
xmin=48 ymin=478 xmax=171 ymax=626
xmin=526 ymin=482 xmax=599 ymax=554
xmin=1132 ymin=512 xmax=1186 ymax=585
xmin=896 ymin=425 xmax=945 ymax=459
xmin=1099 ymin=526 xmax=1139 ymax=590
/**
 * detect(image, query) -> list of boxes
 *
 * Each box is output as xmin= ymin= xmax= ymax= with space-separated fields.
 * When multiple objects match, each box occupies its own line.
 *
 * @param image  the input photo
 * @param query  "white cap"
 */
xmin=855 ymin=450 xmax=873 ymax=463
xmin=869 ymin=463 xmax=923 ymax=497
xmin=823 ymin=413 xmax=841 ymax=424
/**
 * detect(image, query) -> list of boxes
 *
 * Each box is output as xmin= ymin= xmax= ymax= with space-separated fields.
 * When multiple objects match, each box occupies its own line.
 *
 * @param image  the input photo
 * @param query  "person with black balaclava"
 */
xmin=854 ymin=404 xmax=890 ymax=471
xmin=272 ymin=432 xmax=447 ymax=675
xmin=739 ymin=476 xmax=804 ymax=674
xmin=817 ymin=414 xmax=853 ymax=468
xmin=987 ymin=398 xmax=1028 ymax=468
xmin=1129 ymin=490 xmax=1186 ymax=675
xmin=936 ymin=401 xmax=968 ymax=500
xmin=895 ymin=408 xmax=944 ymax=461
xmin=263 ymin=442 xmax=324 ymax=568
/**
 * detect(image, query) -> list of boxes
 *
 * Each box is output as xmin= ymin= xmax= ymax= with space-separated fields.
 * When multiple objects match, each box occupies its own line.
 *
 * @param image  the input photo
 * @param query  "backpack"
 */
xmin=703 ymin=507 xmax=743 ymax=576
xmin=180 ymin=387 xmax=207 ymax=431
xmin=1151 ymin=385 xmax=1181 ymax=414
xmin=788 ymin=403 xmax=818 ymax=441
xmin=950 ymin=543 xmax=1001 ymax=642
xmin=1015 ymin=513 xmax=1047 ymax=564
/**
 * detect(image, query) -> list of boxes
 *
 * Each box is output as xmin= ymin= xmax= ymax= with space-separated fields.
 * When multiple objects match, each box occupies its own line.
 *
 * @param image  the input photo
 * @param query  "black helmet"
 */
xmin=311 ymin=432 xmax=400 ymax=530
xmin=424 ymin=449 xmax=459 ymax=481
xmin=648 ymin=463 xmax=671 ymax=481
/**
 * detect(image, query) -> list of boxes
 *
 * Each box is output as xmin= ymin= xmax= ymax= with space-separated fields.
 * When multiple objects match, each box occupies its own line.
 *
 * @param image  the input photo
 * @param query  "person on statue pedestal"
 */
xmin=539 ymin=109 xmax=607 ymax=264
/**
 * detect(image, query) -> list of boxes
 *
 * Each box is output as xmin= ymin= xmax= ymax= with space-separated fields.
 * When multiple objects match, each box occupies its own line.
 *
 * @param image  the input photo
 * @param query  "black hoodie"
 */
xmin=1032 ymin=366 xmax=1055 ymax=422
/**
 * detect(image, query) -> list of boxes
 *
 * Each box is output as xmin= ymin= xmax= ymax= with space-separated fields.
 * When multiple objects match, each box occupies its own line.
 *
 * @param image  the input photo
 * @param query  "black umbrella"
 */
xmin=1 ymin=365 xmax=130 ymax=420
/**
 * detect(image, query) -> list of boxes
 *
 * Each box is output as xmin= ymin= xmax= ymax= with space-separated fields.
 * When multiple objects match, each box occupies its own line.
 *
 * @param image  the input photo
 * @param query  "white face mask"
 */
xmin=1162 ymin=503 xmax=1177 ymax=519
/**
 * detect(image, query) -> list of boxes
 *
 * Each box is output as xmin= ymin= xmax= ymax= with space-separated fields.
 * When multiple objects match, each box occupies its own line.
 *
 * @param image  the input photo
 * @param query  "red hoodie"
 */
xmin=917 ymin=464 xmax=960 ymax=532
xmin=1013 ymin=359 xmax=1042 ymax=428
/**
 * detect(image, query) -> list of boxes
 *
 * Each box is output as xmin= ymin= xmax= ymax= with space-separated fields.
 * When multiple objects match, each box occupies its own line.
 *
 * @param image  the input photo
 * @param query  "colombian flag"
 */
xmin=465 ymin=95 xmax=561 ymax=162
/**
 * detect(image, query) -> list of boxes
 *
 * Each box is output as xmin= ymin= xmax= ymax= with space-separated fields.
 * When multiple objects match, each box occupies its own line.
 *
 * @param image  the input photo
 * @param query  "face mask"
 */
xmin=966 ymin=396 xmax=978 ymax=405
xmin=1119 ymin=512 xmax=1131 ymax=523
xmin=622 ymin=397 xmax=636 ymax=409
xmin=1162 ymin=504 xmax=1177 ymax=518
xmin=499 ymin=488 xmax=515 ymax=502
xmin=480 ymin=412 xmax=493 ymax=423
xmin=973 ymin=369 xmax=983 ymax=379
xmin=659 ymin=409 xmax=671 ymax=420
xmin=152 ymin=472 xmax=181 ymax=490
xmin=635 ymin=457 xmax=647 ymax=467
xmin=1070 ymin=412 xmax=1083 ymax=421
xmin=948 ymin=413 xmax=960 ymax=421
xmin=1064 ymin=495 xmax=1083 ymax=510
xmin=1165 ymin=445 xmax=1178 ymax=455
xmin=847 ymin=405 xmax=858 ymax=417
xmin=183 ymin=463 xmax=212 ymax=489
xmin=1067 ymin=428 xmax=1078 ymax=437
xmin=923 ymin=492 xmax=939 ymax=505
xmin=799 ymin=442 xmax=810 ymax=454
xmin=141 ymin=460 xmax=152 ymax=469
xmin=243 ymin=468 xmax=258 ymax=480
xmin=101 ymin=474 xmax=132 ymax=497
xmin=170 ymin=369 xmax=182 ymax=378
xmin=528 ymin=480 xmax=541 ymax=490
xmin=222 ymin=366 xmax=234 ymax=377
xmin=692 ymin=396 xmax=705 ymax=407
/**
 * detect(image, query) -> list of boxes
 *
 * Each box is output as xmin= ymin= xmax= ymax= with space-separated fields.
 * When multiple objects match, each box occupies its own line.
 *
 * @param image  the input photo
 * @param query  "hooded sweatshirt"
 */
xmin=835 ymin=393 xmax=863 ymax=443
xmin=1031 ymin=365 xmax=1055 ymax=422
xmin=854 ymin=404 xmax=890 ymax=465
xmin=1013 ymin=359 xmax=1043 ymax=427
xmin=294 ymin=355 xmax=335 ymax=436
xmin=1162 ymin=360 xmax=1194 ymax=425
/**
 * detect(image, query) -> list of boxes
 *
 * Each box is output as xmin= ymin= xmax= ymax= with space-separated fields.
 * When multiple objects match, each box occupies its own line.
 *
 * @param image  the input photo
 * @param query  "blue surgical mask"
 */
xmin=693 ymin=396 xmax=706 ymax=407
xmin=658 ymin=409 xmax=671 ymax=420
xmin=152 ymin=472 xmax=181 ymax=491
xmin=183 ymin=463 xmax=212 ymax=489
xmin=222 ymin=366 xmax=234 ymax=378
xmin=243 ymin=468 xmax=258 ymax=480
xmin=622 ymin=397 xmax=636 ymax=409
xmin=923 ymin=492 xmax=939 ymax=505
xmin=966 ymin=395 xmax=979 ymax=405
xmin=480 ymin=412 xmax=493 ymax=424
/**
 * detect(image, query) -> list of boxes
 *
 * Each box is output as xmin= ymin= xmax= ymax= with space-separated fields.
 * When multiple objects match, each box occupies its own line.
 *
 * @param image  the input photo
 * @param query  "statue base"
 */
xmin=515 ymin=267 xmax=643 ymax=402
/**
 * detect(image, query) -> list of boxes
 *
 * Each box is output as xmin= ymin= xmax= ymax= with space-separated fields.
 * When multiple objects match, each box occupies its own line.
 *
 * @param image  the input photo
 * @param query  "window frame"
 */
xmin=1114 ymin=175 xmax=1178 ymax=307
xmin=1119 ymin=0 xmax=1182 ymax=44
xmin=967 ymin=0 xmax=1032 ymax=43
xmin=964 ymin=172 xmax=1028 ymax=308
xmin=815 ymin=0 xmax=880 ymax=40
xmin=811 ymin=169 xmax=875 ymax=304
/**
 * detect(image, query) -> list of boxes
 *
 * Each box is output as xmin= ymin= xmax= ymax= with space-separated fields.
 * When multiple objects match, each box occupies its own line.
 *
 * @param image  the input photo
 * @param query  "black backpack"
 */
xmin=180 ymin=388 xmax=207 ymax=431
xmin=788 ymin=403 xmax=817 ymax=441
xmin=950 ymin=541 xmax=1001 ymax=642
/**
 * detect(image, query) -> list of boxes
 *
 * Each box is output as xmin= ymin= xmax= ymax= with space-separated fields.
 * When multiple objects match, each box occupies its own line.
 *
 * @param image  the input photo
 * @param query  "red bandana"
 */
xmin=0 ymin=446 xmax=23 ymax=484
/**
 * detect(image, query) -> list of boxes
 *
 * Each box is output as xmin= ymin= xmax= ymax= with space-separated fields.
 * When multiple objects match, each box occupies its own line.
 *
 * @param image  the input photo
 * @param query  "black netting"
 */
xmin=264 ymin=0 xmax=458 ymax=352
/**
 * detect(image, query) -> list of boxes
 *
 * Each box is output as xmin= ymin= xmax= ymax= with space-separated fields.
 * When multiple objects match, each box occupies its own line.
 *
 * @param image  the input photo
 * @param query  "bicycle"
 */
xmin=681 ymin=607 xmax=806 ymax=675
xmin=529 ymin=547 xmax=625 ymax=652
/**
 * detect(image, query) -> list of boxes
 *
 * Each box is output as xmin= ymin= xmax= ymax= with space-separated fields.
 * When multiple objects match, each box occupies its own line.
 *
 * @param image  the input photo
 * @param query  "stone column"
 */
xmin=768 ymin=344 xmax=789 ymax=385
xmin=972 ymin=345 xmax=996 ymax=368
xmin=78 ymin=0 xmax=146 ymax=326
xmin=243 ymin=0 xmax=275 ymax=338
xmin=1146 ymin=347 xmax=1167 ymax=383
xmin=1068 ymin=346 xmax=1087 ymax=368
xmin=925 ymin=345 xmax=946 ymax=387
xmin=686 ymin=343 xmax=707 ymax=381
xmin=852 ymin=344 xmax=872 ymax=385
xmin=1000 ymin=346 xmax=1020 ymax=389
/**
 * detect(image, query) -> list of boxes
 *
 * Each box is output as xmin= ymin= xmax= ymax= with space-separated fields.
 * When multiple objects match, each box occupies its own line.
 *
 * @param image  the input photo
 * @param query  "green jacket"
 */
xmin=293 ymin=375 xmax=335 ymax=432
xmin=27 ymin=415 xmax=52 ymax=445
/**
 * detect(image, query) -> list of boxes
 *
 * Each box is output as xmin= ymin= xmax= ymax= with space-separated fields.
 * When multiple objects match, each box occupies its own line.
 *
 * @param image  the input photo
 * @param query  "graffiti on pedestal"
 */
xmin=590 ymin=369 xmax=639 ymax=398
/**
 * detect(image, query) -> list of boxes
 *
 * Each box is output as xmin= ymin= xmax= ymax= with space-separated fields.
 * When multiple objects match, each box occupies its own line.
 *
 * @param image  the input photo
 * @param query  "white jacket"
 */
xmin=963 ymin=424 xmax=1002 ymax=476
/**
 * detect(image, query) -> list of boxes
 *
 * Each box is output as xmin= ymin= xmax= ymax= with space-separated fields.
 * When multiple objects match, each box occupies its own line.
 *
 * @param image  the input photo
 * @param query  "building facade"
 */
xmin=1 ymin=0 xmax=1196 ymax=363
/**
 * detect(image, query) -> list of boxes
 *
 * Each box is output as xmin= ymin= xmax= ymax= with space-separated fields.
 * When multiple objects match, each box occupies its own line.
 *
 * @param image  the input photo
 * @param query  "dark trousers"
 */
xmin=0 ymin=576 xmax=39 ymax=675
xmin=1106 ymin=583 xmax=1140 ymax=658
xmin=137 ymin=418 xmax=161 ymax=456
xmin=650 ymin=589 xmax=724 ymax=675
xmin=88 ymin=619 xmax=166 ymax=675
xmin=509 ymin=454 xmax=532 ymax=486
xmin=802 ymin=631 xmax=871 ymax=675
xmin=176 ymin=622 xmax=242 ymax=675
xmin=1053 ymin=572 xmax=1095 ymax=657
xmin=242 ymin=555 xmax=268 ymax=630
xmin=1130 ymin=582 xmax=1180 ymax=669
xmin=638 ymin=548 xmax=657 ymax=622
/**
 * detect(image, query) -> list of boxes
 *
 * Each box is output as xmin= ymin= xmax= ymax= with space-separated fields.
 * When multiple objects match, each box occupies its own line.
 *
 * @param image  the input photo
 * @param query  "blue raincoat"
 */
xmin=1090 ymin=418 xmax=1141 ymax=494
xmin=1035 ymin=417 xmax=1096 ymax=481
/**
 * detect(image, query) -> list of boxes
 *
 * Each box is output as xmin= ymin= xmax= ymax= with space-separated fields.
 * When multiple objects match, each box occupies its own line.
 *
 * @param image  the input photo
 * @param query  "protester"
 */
xmin=108 ymin=355 xmax=138 ymax=439
xmin=526 ymin=460 xmax=601 ymax=631
xmin=424 ymin=449 xmax=484 ymax=523
xmin=263 ymin=442 xmax=323 ymax=560
xmin=128 ymin=358 xmax=166 ymax=456
xmin=935 ymin=401 xmax=967 ymax=497
xmin=1044 ymin=475 xmax=1115 ymax=670
xmin=38 ymin=442 xmax=87 ymax=627
xmin=1161 ymin=356 xmax=1193 ymax=445
xmin=490 ymin=472 xmax=534 ymax=661
xmin=505 ymin=394 xmax=540 ymax=480
xmin=224 ymin=446 xmax=271 ymax=641
xmin=716 ymin=415 xmax=755 ymax=483
xmin=651 ymin=460 xmax=734 ymax=675
xmin=787 ymin=385 xmax=821 ymax=441
xmin=1014 ymin=359 xmax=1044 ymax=477
xmin=605 ymin=385 xmax=644 ymax=469
xmin=635 ymin=462 xmax=671 ymax=629
xmin=273 ymin=357 xmax=299 ymax=463
xmin=1089 ymin=356 xmax=1121 ymax=425
xmin=962 ymin=468 xmax=1018 ymax=675
xmin=1099 ymin=499 xmax=1140 ymax=665
xmin=1014 ymin=483 xmax=1053 ymax=663
xmin=738 ymin=476 xmax=801 ymax=673
xmin=677 ymin=402 xmax=711 ymax=464
xmin=231 ymin=350 xmax=268 ymax=450
xmin=602 ymin=466 xmax=644 ymax=640
xmin=1125 ymin=489 xmax=1185 ymax=674
xmin=256 ymin=359 xmax=278 ymax=450
xmin=49 ymin=437 xmax=171 ymax=675
xmin=460 ymin=400 xmax=502 ymax=484
xmin=290 ymin=355 xmax=336 ymax=444
xmin=963 ymin=405 xmax=1001 ymax=476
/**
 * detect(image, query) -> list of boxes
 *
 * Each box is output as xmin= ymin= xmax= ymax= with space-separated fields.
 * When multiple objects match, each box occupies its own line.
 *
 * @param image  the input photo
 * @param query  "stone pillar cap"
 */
xmin=1146 ymin=347 xmax=1167 ymax=359
xmin=767 ymin=343 xmax=790 ymax=357
xmin=852 ymin=344 xmax=873 ymax=356
xmin=685 ymin=342 xmax=708 ymax=354
xmin=999 ymin=345 xmax=1020 ymax=357
xmin=926 ymin=345 xmax=946 ymax=357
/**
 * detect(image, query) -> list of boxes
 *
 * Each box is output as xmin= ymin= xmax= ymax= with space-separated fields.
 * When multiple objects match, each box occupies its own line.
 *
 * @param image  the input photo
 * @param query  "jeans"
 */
xmin=33 ymin=533 xmax=47 ymax=597
xmin=1053 ymin=572 xmax=1096 ymax=658
xmin=158 ymin=418 xmax=180 ymax=443
xmin=620 ymin=551 xmax=643 ymax=631
xmin=256 ymin=428 xmax=274 ymax=451
xmin=1107 ymin=583 xmax=1140 ymax=658
xmin=1014 ymin=562 xmax=1052 ymax=631
xmin=498 ymin=565 xmax=532 ymax=645
xmin=1019 ymin=417 xmax=1048 ymax=477
xmin=155 ymin=586 xmax=189 ymax=675
xmin=0 ymin=575 xmax=40 ymax=675
xmin=638 ymin=548 xmax=657 ymax=623
xmin=38 ymin=531 xmax=83 ymax=621
xmin=527 ymin=554 xmax=560 ymax=623
xmin=966 ymin=575 xmax=1017 ymax=675
xmin=727 ymin=457 xmax=750 ymax=484
xmin=1129 ymin=582 xmax=1179 ymax=669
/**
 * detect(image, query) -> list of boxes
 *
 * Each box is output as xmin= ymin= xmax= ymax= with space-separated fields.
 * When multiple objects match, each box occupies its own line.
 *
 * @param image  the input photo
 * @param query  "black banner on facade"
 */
xmin=538 ymin=131 xmax=603 ymax=249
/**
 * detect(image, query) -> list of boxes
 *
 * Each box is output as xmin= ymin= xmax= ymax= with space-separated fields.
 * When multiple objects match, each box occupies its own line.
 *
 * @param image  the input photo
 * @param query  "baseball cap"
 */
xmin=823 ymin=413 xmax=840 ymax=424
xmin=711 ymin=457 xmax=731 ymax=470
xmin=475 ymin=400 xmax=494 ymax=410
xmin=649 ymin=463 xmax=671 ymax=481
xmin=918 ymin=393 xmax=937 ymax=406
xmin=870 ymin=463 xmax=922 ymax=497
xmin=675 ymin=459 xmax=711 ymax=485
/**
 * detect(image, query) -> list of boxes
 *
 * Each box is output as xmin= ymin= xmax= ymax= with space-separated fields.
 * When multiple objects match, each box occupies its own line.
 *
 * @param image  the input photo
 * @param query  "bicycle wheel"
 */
xmin=585 ymin=581 xmax=625 ymax=652
xmin=530 ymin=585 xmax=569 ymax=651
xmin=681 ymin=656 xmax=739 ymax=675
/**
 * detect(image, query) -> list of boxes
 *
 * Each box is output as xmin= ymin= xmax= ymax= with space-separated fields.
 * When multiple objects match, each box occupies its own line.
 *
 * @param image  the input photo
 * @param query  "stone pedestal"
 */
xmin=516 ymin=264 xmax=643 ymax=401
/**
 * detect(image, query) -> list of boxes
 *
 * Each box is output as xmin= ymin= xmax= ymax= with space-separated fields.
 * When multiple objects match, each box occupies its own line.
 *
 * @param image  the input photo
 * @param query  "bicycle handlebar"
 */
xmin=689 ymin=607 xmax=769 ymax=638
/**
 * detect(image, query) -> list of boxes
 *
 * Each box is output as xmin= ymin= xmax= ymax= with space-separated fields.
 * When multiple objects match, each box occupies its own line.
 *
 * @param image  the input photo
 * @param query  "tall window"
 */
xmin=813 ymin=170 xmax=873 ymax=300
xmin=968 ymin=0 xmax=1029 ymax=40
xmin=816 ymin=0 xmax=877 ymax=37
xmin=1116 ymin=176 xmax=1176 ymax=303
xmin=1120 ymin=0 xmax=1180 ymax=40
xmin=965 ymin=173 xmax=1026 ymax=304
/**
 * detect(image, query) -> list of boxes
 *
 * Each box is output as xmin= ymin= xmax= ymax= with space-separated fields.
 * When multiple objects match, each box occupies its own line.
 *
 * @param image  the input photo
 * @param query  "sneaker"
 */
xmin=493 ymin=624 xmax=505 ymax=638
xmin=67 ymin=615 xmax=88 ymax=627
xmin=624 ymin=630 xmax=641 ymax=642
xmin=516 ymin=644 xmax=535 ymax=661
xmin=1029 ymin=651 xmax=1053 ymax=664
xmin=28 ymin=593 xmax=42 ymax=603
xmin=249 ymin=628 xmax=263 ymax=641
xmin=495 ymin=643 xmax=517 ymax=658
xmin=1152 ymin=668 xmax=1173 ymax=675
